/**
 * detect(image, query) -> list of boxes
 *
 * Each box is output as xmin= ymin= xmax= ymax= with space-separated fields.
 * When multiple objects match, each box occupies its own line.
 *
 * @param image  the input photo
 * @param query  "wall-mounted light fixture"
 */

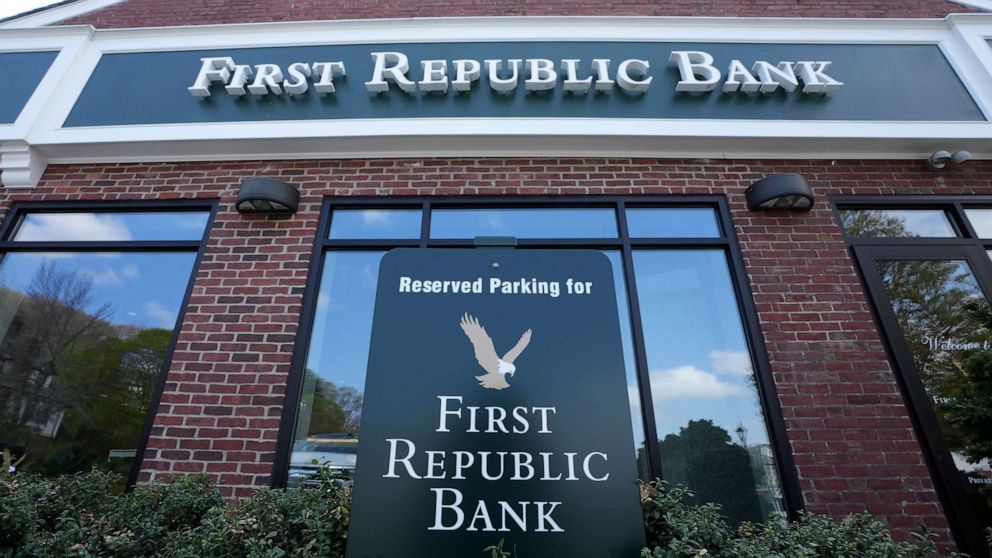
xmin=745 ymin=173 xmax=814 ymax=211
xmin=236 ymin=177 xmax=300 ymax=214
xmin=926 ymin=150 xmax=971 ymax=171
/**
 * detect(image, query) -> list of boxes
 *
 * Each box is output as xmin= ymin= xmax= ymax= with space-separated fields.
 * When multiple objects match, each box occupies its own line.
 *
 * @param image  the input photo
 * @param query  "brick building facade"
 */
xmin=2 ymin=0 xmax=992 ymax=556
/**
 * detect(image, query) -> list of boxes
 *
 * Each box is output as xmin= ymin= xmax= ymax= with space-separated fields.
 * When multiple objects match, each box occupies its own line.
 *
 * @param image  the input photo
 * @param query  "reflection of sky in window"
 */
xmin=633 ymin=250 xmax=770 ymax=446
xmin=603 ymin=251 xmax=645 ymax=456
xmin=14 ymin=212 xmax=209 ymax=242
xmin=305 ymin=252 xmax=383 ymax=398
xmin=430 ymin=208 xmax=618 ymax=239
xmin=965 ymin=209 xmax=992 ymax=239
xmin=329 ymin=209 xmax=422 ymax=239
xmin=0 ymin=252 xmax=196 ymax=330
xmin=626 ymin=208 xmax=721 ymax=238
xmin=888 ymin=210 xmax=956 ymax=237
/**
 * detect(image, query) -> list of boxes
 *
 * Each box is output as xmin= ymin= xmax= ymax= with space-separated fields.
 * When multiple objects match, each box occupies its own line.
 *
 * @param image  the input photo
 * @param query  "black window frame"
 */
xmin=273 ymin=195 xmax=804 ymax=521
xmin=832 ymin=195 xmax=992 ymax=558
xmin=0 ymin=199 xmax=217 ymax=488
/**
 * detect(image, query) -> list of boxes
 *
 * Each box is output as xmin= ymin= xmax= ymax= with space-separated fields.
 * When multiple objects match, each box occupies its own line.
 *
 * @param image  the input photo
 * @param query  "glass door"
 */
xmin=856 ymin=244 xmax=992 ymax=556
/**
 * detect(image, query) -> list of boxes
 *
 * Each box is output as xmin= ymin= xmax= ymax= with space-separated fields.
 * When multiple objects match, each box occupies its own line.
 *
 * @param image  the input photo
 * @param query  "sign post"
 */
xmin=346 ymin=248 xmax=645 ymax=557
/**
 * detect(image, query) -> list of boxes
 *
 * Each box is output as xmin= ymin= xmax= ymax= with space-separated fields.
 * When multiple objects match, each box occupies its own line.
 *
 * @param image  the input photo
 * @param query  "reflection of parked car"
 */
xmin=288 ymin=433 xmax=358 ymax=486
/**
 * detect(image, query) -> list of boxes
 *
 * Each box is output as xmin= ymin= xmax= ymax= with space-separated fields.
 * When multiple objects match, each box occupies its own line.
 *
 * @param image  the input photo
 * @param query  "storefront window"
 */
xmin=964 ymin=208 xmax=992 ymax=239
xmin=839 ymin=208 xmax=958 ymax=238
xmin=626 ymin=207 xmax=721 ymax=238
xmin=633 ymin=250 xmax=785 ymax=524
xmin=0 ymin=206 xmax=209 ymax=488
xmin=285 ymin=199 xmax=794 ymax=524
xmin=329 ymin=209 xmax=422 ymax=240
xmin=430 ymin=207 xmax=618 ymax=239
xmin=836 ymin=199 xmax=992 ymax=553
xmin=288 ymin=252 xmax=382 ymax=486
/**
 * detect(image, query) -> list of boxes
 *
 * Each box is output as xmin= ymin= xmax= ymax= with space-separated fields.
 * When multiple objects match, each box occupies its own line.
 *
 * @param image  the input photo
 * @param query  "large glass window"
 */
xmin=836 ymin=199 xmax=992 ymax=555
xmin=633 ymin=250 xmax=783 ymax=524
xmin=284 ymin=200 xmax=793 ymax=526
xmin=0 ymin=205 xmax=209 ymax=488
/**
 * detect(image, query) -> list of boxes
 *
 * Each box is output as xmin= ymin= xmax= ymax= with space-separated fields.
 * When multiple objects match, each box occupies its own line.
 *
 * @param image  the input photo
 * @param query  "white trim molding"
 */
xmin=1 ymin=15 xmax=992 ymax=188
xmin=0 ymin=142 xmax=48 ymax=188
xmin=0 ymin=0 xmax=126 ymax=29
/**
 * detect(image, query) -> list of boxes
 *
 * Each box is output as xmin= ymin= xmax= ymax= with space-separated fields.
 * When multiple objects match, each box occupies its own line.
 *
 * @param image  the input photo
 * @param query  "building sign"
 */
xmin=63 ymin=42 xmax=985 ymax=126
xmin=186 ymin=50 xmax=843 ymax=97
xmin=346 ymin=248 xmax=645 ymax=558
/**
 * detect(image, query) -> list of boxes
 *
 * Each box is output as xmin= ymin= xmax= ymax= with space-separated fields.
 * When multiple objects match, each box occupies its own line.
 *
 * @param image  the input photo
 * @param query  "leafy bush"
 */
xmin=0 ymin=469 xmax=350 ymax=558
xmin=640 ymin=480 xmax=957 ymax=558
xmin=0 ymin=470 xmax=971 ymax=557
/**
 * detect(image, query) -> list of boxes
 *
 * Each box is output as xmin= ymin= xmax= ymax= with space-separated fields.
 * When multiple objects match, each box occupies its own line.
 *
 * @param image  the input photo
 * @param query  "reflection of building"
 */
xmin=747 ymin=444 xmax=786 ymax=520
xmin=3 ymin=0 xmax=992 ymax=556
xmin=0 ymin=291 xmax=65 ymax=441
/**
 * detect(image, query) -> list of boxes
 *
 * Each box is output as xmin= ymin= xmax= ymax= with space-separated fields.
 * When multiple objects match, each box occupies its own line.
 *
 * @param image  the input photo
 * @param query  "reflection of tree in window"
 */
xmin=841 ymin=209 xmax=909 ymax=238
xmin=659 ymin=420 xmax=762 ymax=527
xmin=304 ymin=369 xmax=363 ymax=435
xmin=875 ymin=251 xmax=992 ymax=527
xmin=0 ymin=262 xmax=170 ymax=485
xmin=635 ymin=420 xmax=763 ymax=527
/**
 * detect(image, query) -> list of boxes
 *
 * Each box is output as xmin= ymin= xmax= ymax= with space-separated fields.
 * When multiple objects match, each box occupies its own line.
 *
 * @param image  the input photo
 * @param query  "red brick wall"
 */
xmin=58 ymin=0 xmax=980 ymax=28
xmin=4 ymin=158 xmax=992 ymax=549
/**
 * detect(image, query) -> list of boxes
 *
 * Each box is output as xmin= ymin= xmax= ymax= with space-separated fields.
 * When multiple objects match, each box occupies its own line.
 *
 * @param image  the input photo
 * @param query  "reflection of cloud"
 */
xmin=143 ymin=300 xmax=178 ymax=328
xmin=79 ymin=267 xmax=123 ymax=287
xmin=175 ymin=213 xmax=209 ymax=231
xmin=16 ymin=214 xmax=133 ymax=242
xmin=360 ymin=210 xmax=390 ymax=224
xmin=709 ymin=350 xmax=753 ymax=377
xmin=648 ymin=365 xmax=743 ymax=401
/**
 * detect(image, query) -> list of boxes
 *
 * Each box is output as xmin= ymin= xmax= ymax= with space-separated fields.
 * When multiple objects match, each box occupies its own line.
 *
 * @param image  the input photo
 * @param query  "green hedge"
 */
xmin=0 ymin=470 xmax=979 ymax=557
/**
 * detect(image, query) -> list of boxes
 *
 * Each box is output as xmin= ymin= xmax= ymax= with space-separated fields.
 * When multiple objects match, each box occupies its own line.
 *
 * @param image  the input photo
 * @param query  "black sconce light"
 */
xmin=745 ymin=173 xmax=814 ymax=211
xmin=236 ymin=177 xmax=300 ymax=214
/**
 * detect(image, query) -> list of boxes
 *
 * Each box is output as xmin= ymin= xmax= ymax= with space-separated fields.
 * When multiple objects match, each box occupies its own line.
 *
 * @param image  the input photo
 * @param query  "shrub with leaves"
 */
xmin=0 ymin=468 xmax=350 ymax=558
xmin=0 ymin=470 xmax=974 ymax=557
xmin=639 ymin=480 xmax=955 ymax=558
xmin=0 ymin=470 xmax=221 ymax=558
xmin=163 ymin=469 xmax=350 ymax=558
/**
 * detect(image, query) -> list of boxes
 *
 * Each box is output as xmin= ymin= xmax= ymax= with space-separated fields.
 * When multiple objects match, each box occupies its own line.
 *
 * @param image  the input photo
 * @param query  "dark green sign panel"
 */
xmin=346 ymin=248 xmax=645 ymax=558
xmin=63 ymin=42 xmax=984 ymax=126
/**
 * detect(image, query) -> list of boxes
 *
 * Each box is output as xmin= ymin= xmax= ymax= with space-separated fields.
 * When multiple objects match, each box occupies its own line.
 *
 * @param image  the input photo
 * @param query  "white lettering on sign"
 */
xmin=385 ymin=395 xmax=610 ymax=534
xmin=669 ymin=50 xmax=844 ymax=94
xmin=922 ymin=334 xmax=991 ymax=352
xmin=396 ymin=275 xmax=594 ymax=298
xmin=188 ymin=50 xmax=842 ymax=98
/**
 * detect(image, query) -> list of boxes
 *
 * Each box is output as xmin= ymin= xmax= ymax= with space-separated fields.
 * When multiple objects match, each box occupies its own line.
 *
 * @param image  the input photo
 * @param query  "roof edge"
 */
xmin=0 ymin=0 xmax=125 ymax=28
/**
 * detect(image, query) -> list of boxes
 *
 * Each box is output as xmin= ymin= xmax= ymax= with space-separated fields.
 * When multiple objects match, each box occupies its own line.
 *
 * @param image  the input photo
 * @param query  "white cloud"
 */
xmin=0 ymin=0 xmax=61 ymax=19
xmin=647 ymin=365 xmax=743 ymax=401
xmin=360 ymin=210 xmax=391 ymax=224
xmin=122 ymin=264 xmax=140 ymax=279
xmin=16 ymin=214 xmax=133 ymax=242
xmin=143 ymin=300 xmax=178 ymax=328
xmin=78 ymin=267 xmax=123 ymax=287
xmin=709 ymin=350 xmax=753 ymax=377
xmin=317 ymin=293 xmax=331 ymax=311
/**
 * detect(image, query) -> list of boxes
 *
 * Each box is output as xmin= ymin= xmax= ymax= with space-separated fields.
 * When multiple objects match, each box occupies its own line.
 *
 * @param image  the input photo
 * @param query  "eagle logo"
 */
xmin=459 ymin=313 xmax=533 ymax=390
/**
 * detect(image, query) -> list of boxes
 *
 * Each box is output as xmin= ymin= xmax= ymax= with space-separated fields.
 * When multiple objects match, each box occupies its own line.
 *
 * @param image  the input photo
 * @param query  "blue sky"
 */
xmin=0 ymin=252 xmax=197 ymax=330
xmin=0 ymin=0 xmax=62 ymax=20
